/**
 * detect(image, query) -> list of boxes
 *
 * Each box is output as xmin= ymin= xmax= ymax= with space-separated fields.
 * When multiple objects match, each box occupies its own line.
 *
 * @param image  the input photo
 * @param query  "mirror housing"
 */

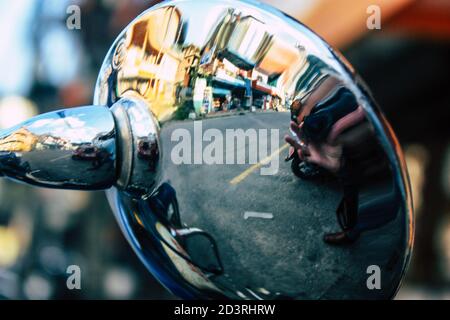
xmin=0 ymin=0 xmax=413 ymax=300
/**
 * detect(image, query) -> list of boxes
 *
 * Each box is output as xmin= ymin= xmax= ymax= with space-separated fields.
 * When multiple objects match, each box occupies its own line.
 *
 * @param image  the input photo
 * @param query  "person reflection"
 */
xmin=137 ymin=136 xmax=159 ymax=172
xmin=285 ymin=83 xmax=399 ymax=245
xmin=286 ymin=73 xmax=343 ymax=179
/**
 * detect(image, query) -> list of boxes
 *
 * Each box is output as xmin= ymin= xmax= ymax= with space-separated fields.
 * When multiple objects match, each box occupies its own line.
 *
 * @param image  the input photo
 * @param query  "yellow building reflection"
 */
xmin=117 ymin=6 xmax=184 ymax=121
xmin=0 ymin=127 xmax=38 ymax=152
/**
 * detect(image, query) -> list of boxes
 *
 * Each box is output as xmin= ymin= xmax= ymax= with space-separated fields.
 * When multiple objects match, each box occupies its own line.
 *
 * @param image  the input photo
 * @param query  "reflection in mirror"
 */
xmin=177 ymin=228 xmax=224 ymax=276
xmin=0 ymin=106 xmax=116 ymax=189
xmin=97 ymin=0 xmax=413 ymax=300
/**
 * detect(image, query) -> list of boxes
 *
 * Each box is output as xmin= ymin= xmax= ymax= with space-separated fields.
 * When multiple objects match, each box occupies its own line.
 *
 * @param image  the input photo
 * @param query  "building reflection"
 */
xmin=0 ymin=128 xmax=38 ymax=152
xmin=111 ymin=5 xmax=310 ymax=121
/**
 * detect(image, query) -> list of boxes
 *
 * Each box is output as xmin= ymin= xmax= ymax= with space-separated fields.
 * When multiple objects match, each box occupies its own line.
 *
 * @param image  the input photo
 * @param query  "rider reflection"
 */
xmin=286 ymin=84 xmax=400 ymax=245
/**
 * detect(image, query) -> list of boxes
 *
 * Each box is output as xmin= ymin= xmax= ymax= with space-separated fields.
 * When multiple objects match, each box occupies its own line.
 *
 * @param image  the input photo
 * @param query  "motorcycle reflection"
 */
xmin=138 ymin=183 xmax=224 ymax=276
xmin=0 ymin=152 xmax=31 ymax=175
xmin=72 ymin=145 xmax=111 ymax=170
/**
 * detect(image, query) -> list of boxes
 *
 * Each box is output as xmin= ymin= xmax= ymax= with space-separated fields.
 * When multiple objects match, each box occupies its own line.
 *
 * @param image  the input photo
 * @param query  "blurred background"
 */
xmin=0 ymin=0 xmax=449 ymax=299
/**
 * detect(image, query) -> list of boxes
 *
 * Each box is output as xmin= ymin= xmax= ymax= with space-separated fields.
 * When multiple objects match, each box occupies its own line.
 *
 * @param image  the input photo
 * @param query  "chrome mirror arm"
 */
xmin=0 ymin=97 xmax=159 ymax=193
xmin=0 ymin=105 xmax=116 ymax=190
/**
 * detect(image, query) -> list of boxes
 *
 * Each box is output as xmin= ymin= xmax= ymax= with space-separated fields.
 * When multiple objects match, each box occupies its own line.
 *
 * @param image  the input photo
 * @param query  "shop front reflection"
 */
xmin=101 ymin=4 xmax=305 ymax=121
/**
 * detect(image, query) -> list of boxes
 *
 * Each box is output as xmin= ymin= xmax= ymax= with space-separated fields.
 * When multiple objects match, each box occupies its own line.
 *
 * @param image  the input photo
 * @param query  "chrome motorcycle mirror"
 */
xmin=0 ymin=0 xmax=413 ymax=299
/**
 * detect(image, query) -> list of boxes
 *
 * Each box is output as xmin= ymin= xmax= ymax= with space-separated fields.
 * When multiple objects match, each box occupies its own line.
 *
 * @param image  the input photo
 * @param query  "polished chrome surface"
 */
xmin=93 ymin=0 xmax=413 ymax=299
xmin=0 ymin=97 xmax=161 ymax=193
xmin=0 ymin=106 xmax=116 ymax=190
xmin=0 ymin=0 xmax=413 ymax=299
xmin=111 ymin=95 xmax=161 ymax=194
